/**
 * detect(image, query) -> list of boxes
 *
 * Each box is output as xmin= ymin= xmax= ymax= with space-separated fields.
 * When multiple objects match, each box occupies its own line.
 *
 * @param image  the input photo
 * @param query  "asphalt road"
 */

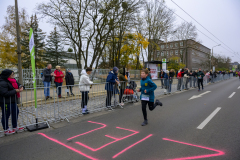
xmin=0 ymin=77 xmax=240 ymax=160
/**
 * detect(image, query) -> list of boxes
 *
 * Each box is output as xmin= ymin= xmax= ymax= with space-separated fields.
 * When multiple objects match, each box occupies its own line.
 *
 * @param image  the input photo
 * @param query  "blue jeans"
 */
xmin=43 ymin=81 xmax=51 ymax=97
xmin=0 ymin=103 xmax=19 ymax=130
xmin=55 ymin=82 xmax=62 ymax=96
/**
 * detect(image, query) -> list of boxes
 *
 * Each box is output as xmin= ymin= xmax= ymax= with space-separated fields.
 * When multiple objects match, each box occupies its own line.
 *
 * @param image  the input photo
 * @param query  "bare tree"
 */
xmin=144 ymin=0 xmax=175 ymax=61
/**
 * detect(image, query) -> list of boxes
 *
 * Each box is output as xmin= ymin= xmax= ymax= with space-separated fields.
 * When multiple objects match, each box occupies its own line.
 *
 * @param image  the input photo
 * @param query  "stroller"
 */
xmin=122 ymin=81 xmax=140 ymax=103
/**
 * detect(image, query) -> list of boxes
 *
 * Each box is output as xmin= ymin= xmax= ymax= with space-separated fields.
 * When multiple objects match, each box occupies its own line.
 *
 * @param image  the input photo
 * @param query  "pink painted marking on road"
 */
xmin=105 ymin=135 xmax=120 ymax=140
xmin=38 ymin=133 xmax=98 ymax=160
xmin=67 ymin=121 xmax=107 ymax=140
xmin=75 ymin=126 xmax=139 ymax=151
xmin=162 ymin=138 xmax=225 ymax=160
xmin=112 ymin=134 xmax=153 ymax=159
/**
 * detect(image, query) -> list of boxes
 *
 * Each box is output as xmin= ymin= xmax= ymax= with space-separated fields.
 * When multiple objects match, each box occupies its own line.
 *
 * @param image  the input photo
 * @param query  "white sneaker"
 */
xmin=4 ymin=129 xmax=15 ymax=135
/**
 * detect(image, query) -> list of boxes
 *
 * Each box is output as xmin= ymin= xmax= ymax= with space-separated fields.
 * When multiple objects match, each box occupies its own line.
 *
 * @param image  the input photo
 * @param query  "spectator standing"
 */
xmin=238 ymin=72 xmax=240 ymax=80
xmin=164 ymin=70 xmax=169 ymax=95
xmin=169 ymin=69 xmax=175 ymax=94
xmin=196 ymin=68 xmax=205 ymax=91
xmin=192 ymin=70 xmax=197 ymax=88
xmin=105 ymin=67 xmax=119 ymax=109
xmin=42 ymin=64 xmax=55 ymax=100
xmin=0 ymin=69 xmax=24 ymax=135
xmin=119 ymin=68 xmax=128 ymax=106
xmin=147 ymin=68 xmax=152 ymax=79
xmin=65 ymin=69 xmax=75 ymax=96
xmin=54 ymin=66 xmax=64 ymax=98
xmin=159 ymin=70 xmax=165 ymax=88
xmin=189 ymin=70 xmax=194 ymax=88
xmin=79 ymin=68 xmax=93 ymax=114
xmin=177 ymin=69 xmax=182 ymax=91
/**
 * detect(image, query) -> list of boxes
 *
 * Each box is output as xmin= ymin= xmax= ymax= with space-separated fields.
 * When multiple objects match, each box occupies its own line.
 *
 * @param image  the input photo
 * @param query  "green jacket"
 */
xmin=196 ymin=71 xmax=205 ymax=79
xmin=119 ymin=68 xmax=128 ymax=89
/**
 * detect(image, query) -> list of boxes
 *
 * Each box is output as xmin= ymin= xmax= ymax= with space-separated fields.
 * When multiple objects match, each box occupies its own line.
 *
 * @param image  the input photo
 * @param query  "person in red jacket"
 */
xmin=54 ymin=66 xmax=64 ymax=98
xmin=177 ymin=69 xmax=183 ymax=91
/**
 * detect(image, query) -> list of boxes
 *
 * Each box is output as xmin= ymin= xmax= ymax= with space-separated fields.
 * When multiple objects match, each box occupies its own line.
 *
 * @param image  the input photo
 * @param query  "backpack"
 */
xmin=41 ymin=72 xmax=43 ymax=78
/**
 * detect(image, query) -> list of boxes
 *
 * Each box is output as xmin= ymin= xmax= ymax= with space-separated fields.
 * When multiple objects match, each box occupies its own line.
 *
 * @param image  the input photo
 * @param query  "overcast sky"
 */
xmin=1 ymin=0 xmax=240 ymax=63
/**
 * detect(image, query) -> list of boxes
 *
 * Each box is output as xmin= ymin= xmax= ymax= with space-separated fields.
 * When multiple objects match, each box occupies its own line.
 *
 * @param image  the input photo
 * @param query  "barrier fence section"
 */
xmin=0 ymin=74 xmax=233 ymax=137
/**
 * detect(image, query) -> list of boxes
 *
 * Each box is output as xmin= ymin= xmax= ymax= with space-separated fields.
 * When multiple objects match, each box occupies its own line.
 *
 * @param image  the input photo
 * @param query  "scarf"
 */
xmin=7 ymin=78 xmax=20 ymax=98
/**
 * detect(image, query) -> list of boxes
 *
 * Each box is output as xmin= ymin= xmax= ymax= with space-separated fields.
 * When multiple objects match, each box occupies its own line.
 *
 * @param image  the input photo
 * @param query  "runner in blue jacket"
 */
xmin=137 ymin=69 xmax=162 ymax=126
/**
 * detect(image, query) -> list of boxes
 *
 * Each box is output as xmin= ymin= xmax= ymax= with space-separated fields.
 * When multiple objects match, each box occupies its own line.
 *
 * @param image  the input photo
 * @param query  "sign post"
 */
xmin=162 ymin=58 xmax=167 ymax=72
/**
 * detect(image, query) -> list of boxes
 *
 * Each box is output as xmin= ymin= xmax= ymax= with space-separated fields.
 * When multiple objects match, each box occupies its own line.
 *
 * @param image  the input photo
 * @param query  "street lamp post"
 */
xmin=210 ymin=44 xmax=221 ymax=71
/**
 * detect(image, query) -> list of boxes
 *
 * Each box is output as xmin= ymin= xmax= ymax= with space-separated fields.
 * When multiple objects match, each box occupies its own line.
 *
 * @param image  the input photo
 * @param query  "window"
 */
xmin=157 ymin=51 xmax=160 ymax=57
xmin=161 ymin=45 xmax=165 ymax=49
xmin=175 ymin=43 xmax=178 ymax=48
xmin=175 ymin=59 xmax=178 ymax=63
xmin=180 ymin=59 xmax=182 ymax=63
xmin=175 ymin=50 xmax=178 ymax=55
xmin=166 ymin=44 xmax=169 ymax=48
xmin=170 ymin=43 xmax=173 ymax=48
xmin=166 ymin=51 xmax=169 ymax=56
xmin=170 ymin=50 xmax=173 ymax=56
xmin=180 ymin=41 xmax=183 ymax=46
xmin=180 ymin=50 xmax=183 ymax=55
xmin=161 ymin=51 xmax=164 ymax=56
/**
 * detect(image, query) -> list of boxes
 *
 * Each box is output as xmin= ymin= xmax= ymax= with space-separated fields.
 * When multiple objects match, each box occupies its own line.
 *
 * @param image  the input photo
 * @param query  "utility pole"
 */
xmin=210 ymin=44 xmax=221 ymax=71
xmin=15 ymin=0 xmax=23 ymax=84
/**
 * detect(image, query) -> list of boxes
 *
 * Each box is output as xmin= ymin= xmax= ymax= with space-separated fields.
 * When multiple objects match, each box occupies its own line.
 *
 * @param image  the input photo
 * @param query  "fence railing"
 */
xmin=0 ymin=74 xmax=233 ymax=137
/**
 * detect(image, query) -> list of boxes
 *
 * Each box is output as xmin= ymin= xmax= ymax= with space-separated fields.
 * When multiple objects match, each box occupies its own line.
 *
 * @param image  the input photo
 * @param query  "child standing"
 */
xmin=137 ymin=69 xmax=162 ymax=126
xmin=79 ymin=67 xmax=93 ymax=114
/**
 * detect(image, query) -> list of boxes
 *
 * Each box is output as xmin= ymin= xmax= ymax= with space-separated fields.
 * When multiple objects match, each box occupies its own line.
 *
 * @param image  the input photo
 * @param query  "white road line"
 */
xmin=228 ymin=92 xmax=236 ymax=98
xmin=197 ymin=107 xmax=221 ymax=130
xmin=238 ymin=86 xmax=240 ymax=89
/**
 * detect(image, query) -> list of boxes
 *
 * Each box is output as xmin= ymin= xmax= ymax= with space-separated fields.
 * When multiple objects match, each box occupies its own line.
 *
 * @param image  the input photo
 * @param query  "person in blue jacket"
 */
xmin=105 ymin=67 xmax=120 ymax=109
xmin=137 ymin=69 xmax=163 ymax=126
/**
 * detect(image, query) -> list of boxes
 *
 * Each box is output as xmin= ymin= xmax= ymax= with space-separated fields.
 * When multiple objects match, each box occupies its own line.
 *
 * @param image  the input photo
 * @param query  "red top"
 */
xmin=177 ymin=72 xmax=182 ymax=78
xmin=54 ymin=70 xmax=64 ymax=83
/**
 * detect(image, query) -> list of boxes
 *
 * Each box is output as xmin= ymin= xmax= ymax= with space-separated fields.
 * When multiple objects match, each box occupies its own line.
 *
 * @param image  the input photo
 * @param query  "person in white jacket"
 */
xmin=79 ymin=68 xmax=93 ymax=114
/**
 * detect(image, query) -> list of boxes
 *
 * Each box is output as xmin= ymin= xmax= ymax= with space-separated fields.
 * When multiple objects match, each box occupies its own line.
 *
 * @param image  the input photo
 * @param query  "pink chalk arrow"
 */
xmin=162 ymin=138 xmax=225 ymax=160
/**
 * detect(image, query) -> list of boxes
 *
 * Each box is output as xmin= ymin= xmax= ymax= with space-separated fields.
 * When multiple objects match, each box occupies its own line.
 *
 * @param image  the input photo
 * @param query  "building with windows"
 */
xmin=149 ymin=39 xmax=211 ymax=70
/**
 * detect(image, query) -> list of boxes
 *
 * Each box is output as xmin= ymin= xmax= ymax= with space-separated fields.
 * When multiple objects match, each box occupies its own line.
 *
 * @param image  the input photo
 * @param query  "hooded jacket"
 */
xmin=65 ymin=72 xmax=74 ymax=85
xmin=79 ymin=70 xmax=93 ymax=91
xmin=119 ymin=68 xmax=128 ymax=89
xmin=105 ymin=70 xmax=119 ymax=91
xmin=139 ymin=76 xmax=157 ymax=102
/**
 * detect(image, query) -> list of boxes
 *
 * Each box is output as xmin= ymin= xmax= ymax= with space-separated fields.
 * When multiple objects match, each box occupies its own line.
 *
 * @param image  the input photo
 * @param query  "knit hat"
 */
xmin=67 ymin=68 xmax=70 ymax=71
xmin=113 ymin=67 xmax=118 ymax=74
xmin=0 ymin=69 xmax=14 ymax=79
xmin=166 ymin=70 xmax=169 ymax=74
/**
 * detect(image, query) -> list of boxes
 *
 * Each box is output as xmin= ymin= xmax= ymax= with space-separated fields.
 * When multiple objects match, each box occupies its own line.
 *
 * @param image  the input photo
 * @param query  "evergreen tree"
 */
xmin=21 ymin=14 xmax=46 ymax=69
xmin=42 ymin=27 xmax=67 ymax=67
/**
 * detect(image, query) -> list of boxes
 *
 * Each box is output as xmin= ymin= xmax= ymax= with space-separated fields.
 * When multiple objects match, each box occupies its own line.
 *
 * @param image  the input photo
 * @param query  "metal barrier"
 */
xmin=0 ymin=74 xmax=233 ymax=137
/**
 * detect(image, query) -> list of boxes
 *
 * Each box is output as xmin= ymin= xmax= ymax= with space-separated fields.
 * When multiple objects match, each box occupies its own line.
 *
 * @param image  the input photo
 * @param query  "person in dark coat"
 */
xmin=65 ymin=69 xmax=75 ymax=96
xmin=105 ymin=67 xmax=119 ymax=109
xmin=159 ymin=70 xmax=165 ymax=88
xmin=0 ymin=69 xmax=24 ymax=135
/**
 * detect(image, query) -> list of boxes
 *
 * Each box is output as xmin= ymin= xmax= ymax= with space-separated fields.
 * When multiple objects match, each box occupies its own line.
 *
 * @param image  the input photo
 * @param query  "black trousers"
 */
xmin=0 ymin=103 xmax=19 ymax=130
xmin=198 ymin=79 xmax=203 ymax=90
xmin=67 ymin=86 xmax=73 ymax=94
xmin=106 ymin=91 xmax=113 ymax=107
xmin=81 ymin=91 xmax=89 ymax=108
xmin=119 ymin=89 xmax=125 ymax=103
xmin=141 ymin=100 xmax=156 ymax=120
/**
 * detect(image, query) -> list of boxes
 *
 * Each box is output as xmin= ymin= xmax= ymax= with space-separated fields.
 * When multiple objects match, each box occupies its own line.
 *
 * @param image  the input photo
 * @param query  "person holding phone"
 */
xmin=54 ymin=66 xmax=64 ymax=98
xmin=0 ymin=69 xmax=25 ymax=135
